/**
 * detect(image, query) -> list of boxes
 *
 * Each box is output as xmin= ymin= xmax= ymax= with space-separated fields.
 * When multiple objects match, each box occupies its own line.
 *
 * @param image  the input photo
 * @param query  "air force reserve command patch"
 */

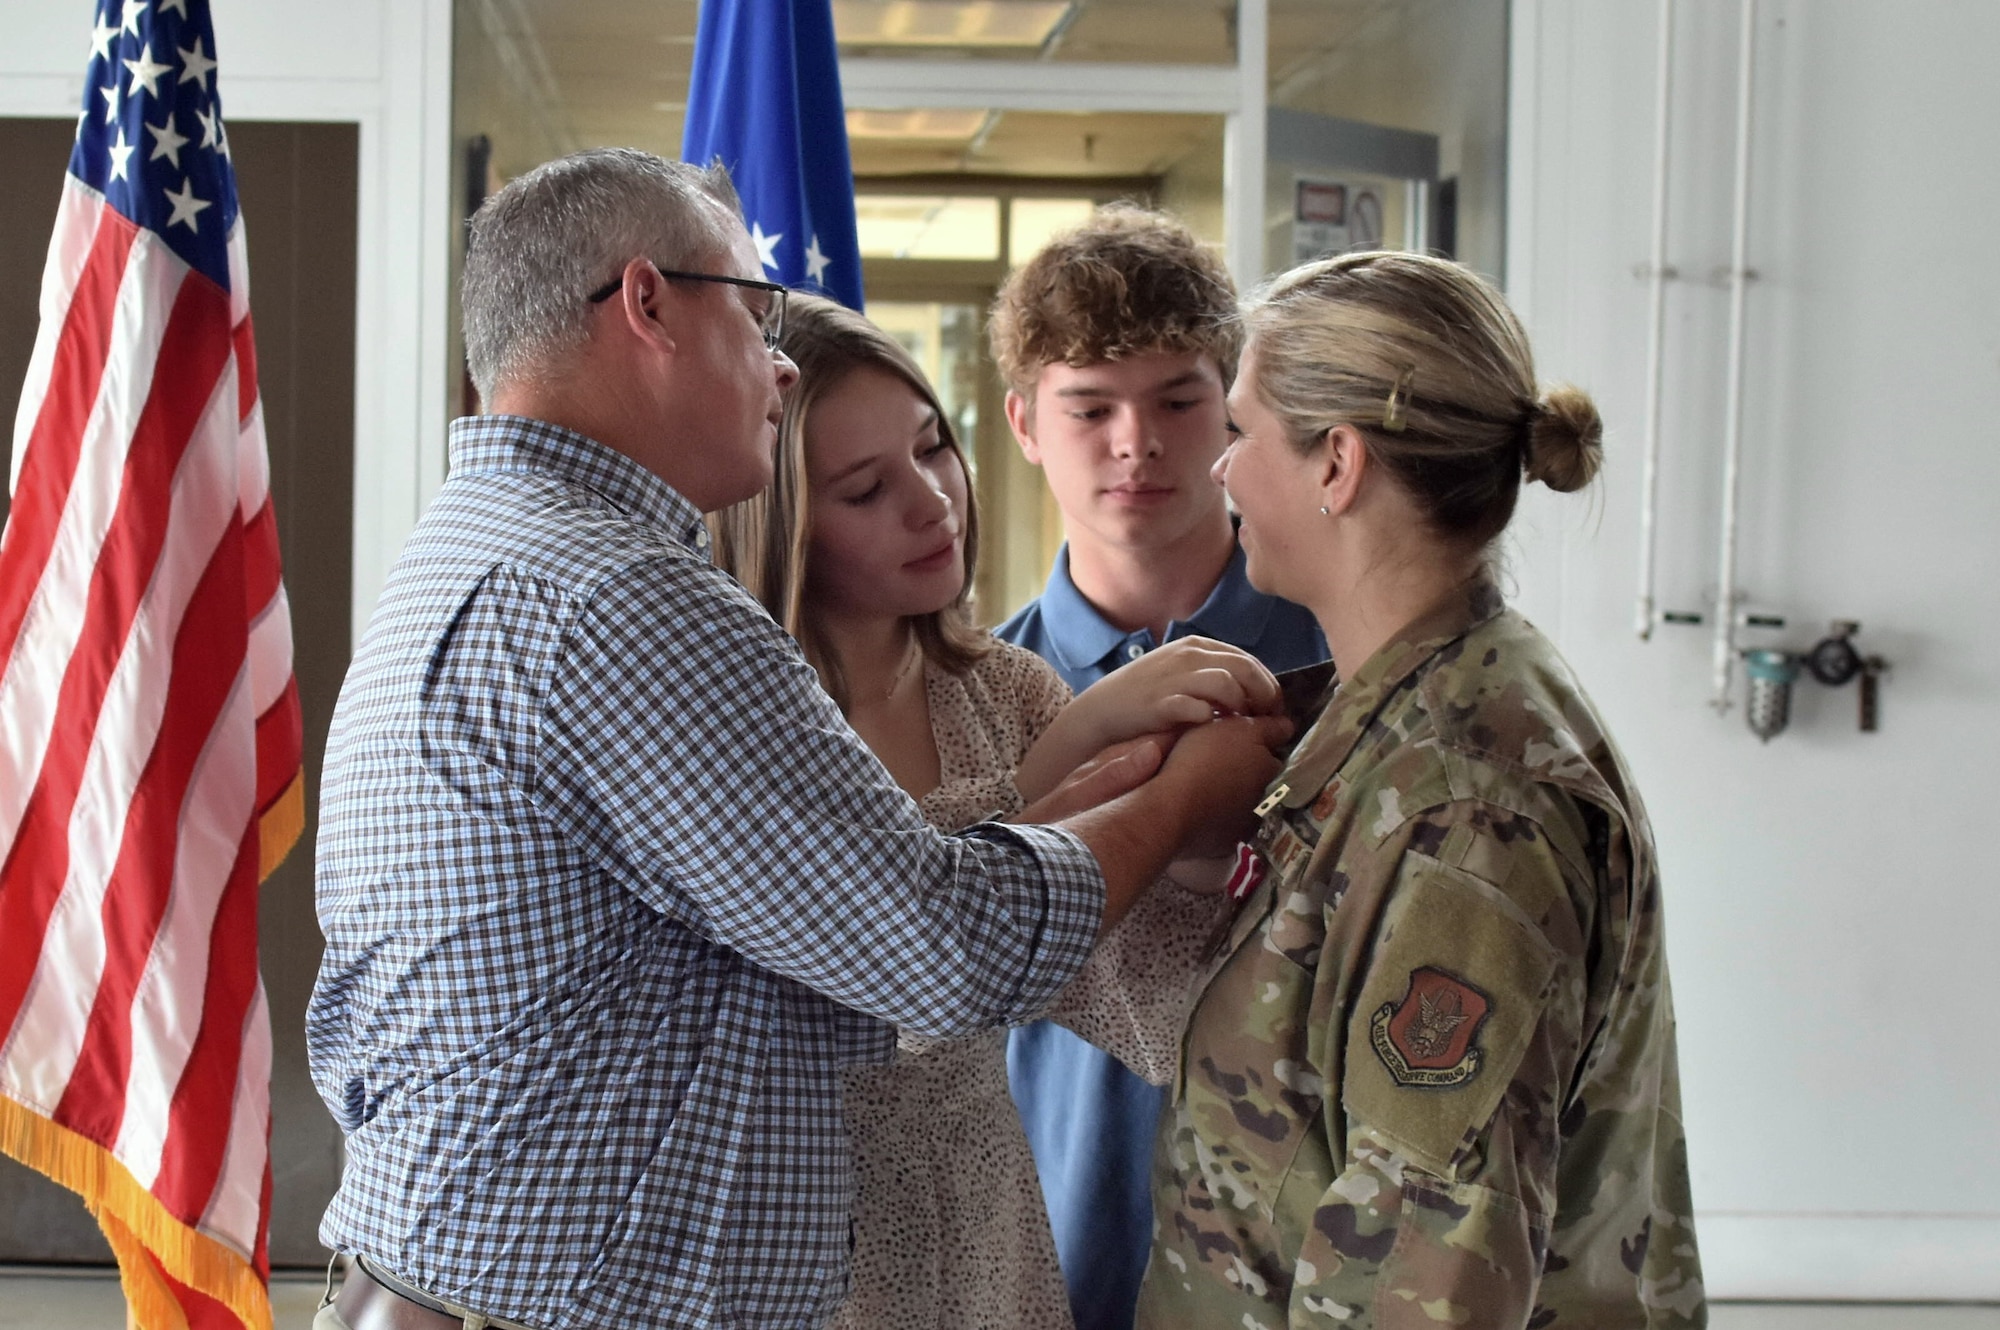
xmin=1371 ymin=966 xmax=1491 ymax=1087
xmin=1342 ymin=853 xmax=1561 ymax=1169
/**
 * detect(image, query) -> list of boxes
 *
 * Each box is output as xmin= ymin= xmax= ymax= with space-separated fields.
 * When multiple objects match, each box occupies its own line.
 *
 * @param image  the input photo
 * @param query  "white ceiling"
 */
xmin=469 ymin=0 xmax=1398 ymax=181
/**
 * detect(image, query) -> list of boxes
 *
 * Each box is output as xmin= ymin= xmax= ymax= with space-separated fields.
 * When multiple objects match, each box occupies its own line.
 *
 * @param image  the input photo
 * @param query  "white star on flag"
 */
xmin=162 ymin=176 xmax=210 ymax=231
xmin=178 ymin=35 xmax=218 ymax=89
xmin=159 ymin=0 xmax=190 ymax=15
xmin=749 ymin=220 xmax=782 ymax=272
xmin=195 ymin=104 xmax=219 ymax=149
xmin=804 ymin=235 xmax=830 ymax=285
xmin=108 ymin=129 xmax=135 ymax=181
xmin=146 ymin=112 xmax=189 ymax=168
xmin=97 ymin=84 xmax=120 ymax=124
xmin=90 ymin=19 xmax=120 ymax=62
xmin=120 ymin=0 xmax=147 ymax=36
xmin=123 ymin=45 xmax=173 ymax=99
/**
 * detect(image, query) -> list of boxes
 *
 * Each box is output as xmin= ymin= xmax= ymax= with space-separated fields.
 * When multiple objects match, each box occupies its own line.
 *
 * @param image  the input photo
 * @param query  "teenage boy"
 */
xmin=991 ymin=205 xmax=1330 ymax=1330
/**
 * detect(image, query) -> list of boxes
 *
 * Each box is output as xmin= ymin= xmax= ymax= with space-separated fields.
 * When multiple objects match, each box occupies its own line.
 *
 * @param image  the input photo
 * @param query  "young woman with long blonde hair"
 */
xmin=711 ymin=293 xmax=1279 ymax=1330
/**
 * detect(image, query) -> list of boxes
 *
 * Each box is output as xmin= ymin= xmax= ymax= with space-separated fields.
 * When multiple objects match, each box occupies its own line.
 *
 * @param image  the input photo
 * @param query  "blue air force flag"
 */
xmin=682 ymin=0 xmax=865 ymax=310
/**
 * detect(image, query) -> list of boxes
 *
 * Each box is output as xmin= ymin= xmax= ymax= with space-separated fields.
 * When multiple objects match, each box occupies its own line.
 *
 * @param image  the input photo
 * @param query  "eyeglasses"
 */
xmin=588 ymin=263 xmax=788 ymax=350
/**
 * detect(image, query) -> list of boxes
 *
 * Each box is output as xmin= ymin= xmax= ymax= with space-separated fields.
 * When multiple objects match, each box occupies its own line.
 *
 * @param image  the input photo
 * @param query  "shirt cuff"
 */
xmin=961 ymin=820 xmax=1105 ymax=1018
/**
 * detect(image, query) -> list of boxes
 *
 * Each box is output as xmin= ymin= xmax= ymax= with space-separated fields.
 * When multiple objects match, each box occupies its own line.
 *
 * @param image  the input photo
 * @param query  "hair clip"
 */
xmin=1382 ymin=367 xmax=1416 ymax=433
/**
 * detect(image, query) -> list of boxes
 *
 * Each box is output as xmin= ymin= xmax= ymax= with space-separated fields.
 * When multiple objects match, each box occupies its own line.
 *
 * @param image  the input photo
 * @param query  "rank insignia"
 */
xmin=1370 ymin=966 xmax=1491 ymax=1088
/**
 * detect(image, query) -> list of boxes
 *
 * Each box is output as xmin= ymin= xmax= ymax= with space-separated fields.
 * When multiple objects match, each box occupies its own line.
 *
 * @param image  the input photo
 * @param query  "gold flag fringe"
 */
xmin=103 ymin=1212 xmax=192 ymax=1330
xmin=257 ymin=769 xmax=305 ymax=884
xmin=0 ymin=1097 xmax=274 ymax=1330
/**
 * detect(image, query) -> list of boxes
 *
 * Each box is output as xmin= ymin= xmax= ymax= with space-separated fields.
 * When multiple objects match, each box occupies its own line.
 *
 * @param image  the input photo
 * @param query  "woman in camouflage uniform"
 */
xmin=1138 ymin=252 xmax=1707 ymax=1329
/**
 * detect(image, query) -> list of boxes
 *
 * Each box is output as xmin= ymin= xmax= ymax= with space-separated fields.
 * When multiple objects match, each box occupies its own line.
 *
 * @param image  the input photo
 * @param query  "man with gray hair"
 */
xmin=306 ymin=148 xmax=1286 ymax=1330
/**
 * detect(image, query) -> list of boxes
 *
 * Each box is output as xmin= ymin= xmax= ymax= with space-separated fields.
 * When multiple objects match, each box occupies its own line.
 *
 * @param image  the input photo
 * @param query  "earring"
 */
xmin=1319 ymin=505 xmax=1331 ymax=516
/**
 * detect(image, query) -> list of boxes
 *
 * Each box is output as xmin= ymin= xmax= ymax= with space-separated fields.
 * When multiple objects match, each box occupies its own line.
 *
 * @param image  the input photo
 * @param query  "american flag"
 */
xmin=0 ymin=2 xmax=300 ymax=1328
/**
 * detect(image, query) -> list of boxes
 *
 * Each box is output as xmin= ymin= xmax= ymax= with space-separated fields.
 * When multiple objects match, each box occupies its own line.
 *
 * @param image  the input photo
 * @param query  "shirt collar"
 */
xmin=1271 ymin=573 xmax=1506 ymax=810
xmin=448 ymin=414 xmax=711 ymax=551
xmin=1031 ymin=534 xmax=1278 ymax=674
xmin=1183 ymin=540 xmax=1277 ymax=645
xmin=1032 ymin=546 xmax=1134 ymax=675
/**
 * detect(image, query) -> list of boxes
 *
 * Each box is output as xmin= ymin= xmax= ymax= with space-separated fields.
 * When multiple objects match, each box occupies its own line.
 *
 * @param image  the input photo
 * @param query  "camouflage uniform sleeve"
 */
xmin=1289 ymin=814 xmax=1585 ymax=1328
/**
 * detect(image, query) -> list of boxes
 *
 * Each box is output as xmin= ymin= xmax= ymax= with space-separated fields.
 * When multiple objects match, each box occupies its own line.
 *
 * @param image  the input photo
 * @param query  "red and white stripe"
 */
xmin=1224 ymin=841 xmax=1267 ymax=901
xmin=0 ymin=172 xmax=297 ymax=1275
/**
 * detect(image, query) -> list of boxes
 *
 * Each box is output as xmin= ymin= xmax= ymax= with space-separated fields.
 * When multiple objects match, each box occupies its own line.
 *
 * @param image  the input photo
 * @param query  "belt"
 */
xmin=329 ymin=1256 xmax=539 ymax=1330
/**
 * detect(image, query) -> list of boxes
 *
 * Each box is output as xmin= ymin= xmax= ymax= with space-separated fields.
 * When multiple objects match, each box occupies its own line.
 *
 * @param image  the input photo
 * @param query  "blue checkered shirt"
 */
xmin=307 ymin=415 xmax=1104 ymax=1330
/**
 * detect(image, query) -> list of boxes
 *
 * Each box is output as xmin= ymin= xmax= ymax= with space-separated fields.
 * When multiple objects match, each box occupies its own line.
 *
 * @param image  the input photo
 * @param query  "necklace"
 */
xmin=884 ymin=636 xmax=923 ymax=702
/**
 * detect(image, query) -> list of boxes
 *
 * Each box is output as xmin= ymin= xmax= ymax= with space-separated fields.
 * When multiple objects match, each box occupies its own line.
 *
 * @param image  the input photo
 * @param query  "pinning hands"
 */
xmin=1015 ymin=714 xmax=1289 ymax=851
xmin=1014 ymin=638 xmax=1282 ymax=803
xmin=1152 ymin=713 xmax=1291 ymax=858
xmin=1027 ymin=710 xmax=1291 ymax=932
xmin=1013 ymin=734 xmax=1169 ymax=826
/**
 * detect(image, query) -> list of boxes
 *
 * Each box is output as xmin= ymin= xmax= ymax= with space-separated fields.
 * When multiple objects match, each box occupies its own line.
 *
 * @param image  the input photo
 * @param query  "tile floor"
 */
xmin=1706 ymin=1310 xmax=2000 ymax=1330
xmin=2 ymin=1271 xmax=324 ymax=1329
xmin=0 ymin=1271 xmax=1995 ymax=1329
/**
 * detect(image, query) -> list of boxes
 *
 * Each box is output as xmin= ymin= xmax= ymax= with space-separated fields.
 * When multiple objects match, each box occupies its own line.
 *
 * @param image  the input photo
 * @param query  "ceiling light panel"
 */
xmin=834 ymin=1 xmax=1072 ymax=50
xmin=1050 ymin=0 xmax=1231 ymax=62
xmin=855 ymin=195 xmax=1001 ymax=259
xmin=846 ymin=108 xmax=991 ymax=141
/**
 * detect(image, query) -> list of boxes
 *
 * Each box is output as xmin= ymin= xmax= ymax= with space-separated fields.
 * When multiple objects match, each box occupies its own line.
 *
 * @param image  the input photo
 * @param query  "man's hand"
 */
xmin=1014 ymin=735 xmax=1169 ymax=825
xmin=1055 ymin=713 xmax=1291 ymax=933
xmin=1012 ymin=639 xmax=1280 ymax=802
xmin=1153 ymin=713 xmax=1291 ymax=858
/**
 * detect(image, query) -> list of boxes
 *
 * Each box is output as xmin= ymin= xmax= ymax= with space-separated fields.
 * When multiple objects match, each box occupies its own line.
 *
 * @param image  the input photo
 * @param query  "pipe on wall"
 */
xmin=1711 ymin=0 xmax=1759 ymax=709
xmin=1634 ymin=0 xmax=1676 ymax=641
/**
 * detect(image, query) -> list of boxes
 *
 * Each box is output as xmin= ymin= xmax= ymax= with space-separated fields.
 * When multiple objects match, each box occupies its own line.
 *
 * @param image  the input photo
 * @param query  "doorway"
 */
xmin=858 ymin=183 xmax=1140 ymax=623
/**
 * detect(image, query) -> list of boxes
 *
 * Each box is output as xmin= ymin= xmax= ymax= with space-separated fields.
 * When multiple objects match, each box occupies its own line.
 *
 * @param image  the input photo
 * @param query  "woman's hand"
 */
xmin=1013 ymin=638 xmax=1281 ymax=803
xmin=1162 ymin=854 xmax=1238 ymax=895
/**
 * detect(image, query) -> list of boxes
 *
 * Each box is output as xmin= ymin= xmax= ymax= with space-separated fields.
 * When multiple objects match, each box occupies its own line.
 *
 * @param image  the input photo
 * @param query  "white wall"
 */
xmin=0 ymin=0 xmax=454 ymax=643
xmin=1277 ymin=0 xmax=1508 ymax=281
xmin=1509 ymin=0 xmax=2000 ymax=1300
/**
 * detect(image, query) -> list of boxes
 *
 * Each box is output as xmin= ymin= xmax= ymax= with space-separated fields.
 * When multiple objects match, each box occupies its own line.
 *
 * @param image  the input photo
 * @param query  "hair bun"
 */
xmin=1523 ymin=383 xmax=1603 ymax=493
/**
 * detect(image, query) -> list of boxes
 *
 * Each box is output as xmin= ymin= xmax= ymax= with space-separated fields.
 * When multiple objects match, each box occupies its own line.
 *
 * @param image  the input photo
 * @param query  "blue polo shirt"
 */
xmin=996 ymin=537 xmax=1328 ymax=1330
